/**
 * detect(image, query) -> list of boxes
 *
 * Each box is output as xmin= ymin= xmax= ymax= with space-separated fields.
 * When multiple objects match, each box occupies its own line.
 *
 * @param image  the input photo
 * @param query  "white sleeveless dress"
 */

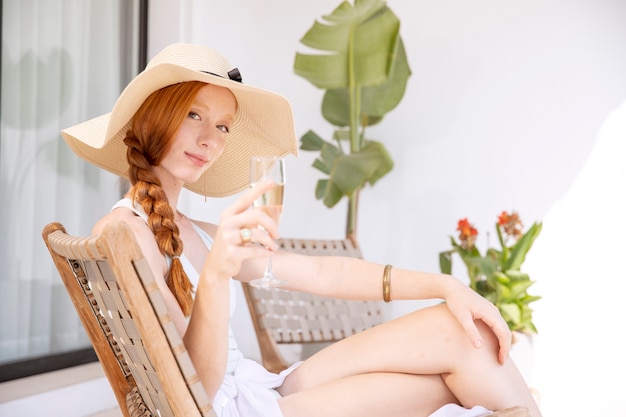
xmin=112 ymin=199 xmax=493 ymax=417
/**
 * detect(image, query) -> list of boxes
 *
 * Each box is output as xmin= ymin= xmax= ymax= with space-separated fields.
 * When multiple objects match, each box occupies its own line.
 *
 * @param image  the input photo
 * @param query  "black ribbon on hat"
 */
xmin=227 ymin=68 xmax=242 ymax=83
xmin=201 ymin=68 xmax=243 ymax=83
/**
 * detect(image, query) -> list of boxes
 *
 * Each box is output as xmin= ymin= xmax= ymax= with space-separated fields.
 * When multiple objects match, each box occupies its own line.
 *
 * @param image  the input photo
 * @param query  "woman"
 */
xmin=61 ymin=43 xmax=542 ymax=417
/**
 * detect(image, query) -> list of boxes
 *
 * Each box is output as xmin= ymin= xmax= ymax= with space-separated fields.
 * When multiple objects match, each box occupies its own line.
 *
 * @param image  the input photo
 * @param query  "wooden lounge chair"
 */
xmin=42 ymin=221 xmax=215 ymax=417
xmin=42 ymin=221 xmax=531 ymax=417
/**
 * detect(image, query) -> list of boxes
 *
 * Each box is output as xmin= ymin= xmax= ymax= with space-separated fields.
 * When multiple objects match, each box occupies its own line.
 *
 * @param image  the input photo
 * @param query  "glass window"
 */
xmin=0 ymin=0 xmax=146 ymax=380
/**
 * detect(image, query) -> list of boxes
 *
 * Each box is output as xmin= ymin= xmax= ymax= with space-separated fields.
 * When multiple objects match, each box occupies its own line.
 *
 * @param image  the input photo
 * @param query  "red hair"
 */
xmin=124 ymin=81 xmax=207 ymax=316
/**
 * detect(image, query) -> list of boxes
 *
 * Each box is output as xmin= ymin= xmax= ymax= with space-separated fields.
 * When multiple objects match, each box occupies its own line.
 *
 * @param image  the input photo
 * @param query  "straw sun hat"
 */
xmin=61 ymin=43 xmax=298 ymax=197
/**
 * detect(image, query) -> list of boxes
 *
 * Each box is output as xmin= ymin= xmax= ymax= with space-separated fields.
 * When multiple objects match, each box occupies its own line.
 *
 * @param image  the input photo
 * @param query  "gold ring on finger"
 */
xmin=239 ymin=227 xmax=253 ymax=245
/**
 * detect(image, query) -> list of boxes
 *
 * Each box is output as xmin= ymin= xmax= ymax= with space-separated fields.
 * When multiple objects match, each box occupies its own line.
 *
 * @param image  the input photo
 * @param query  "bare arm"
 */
xmin=183 ymin=181 xmax=282 ymax=399
xmin=238 ymin=243 xmax=512 ymax=364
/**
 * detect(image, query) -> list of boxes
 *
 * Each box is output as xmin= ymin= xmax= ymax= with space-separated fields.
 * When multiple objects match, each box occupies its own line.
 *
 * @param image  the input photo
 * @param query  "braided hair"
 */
xmin=124 ymin=81 xmax=207 ymax=316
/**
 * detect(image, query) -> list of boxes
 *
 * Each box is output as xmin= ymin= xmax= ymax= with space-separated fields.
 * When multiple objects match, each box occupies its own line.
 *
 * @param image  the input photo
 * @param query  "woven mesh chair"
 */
xmin=242 ymin=238 xmax=385 ymax=374
xmin=42 ymin=221 xmax=215 ymax=417
xmin=242 ymin=238 xmax=532 ymax=417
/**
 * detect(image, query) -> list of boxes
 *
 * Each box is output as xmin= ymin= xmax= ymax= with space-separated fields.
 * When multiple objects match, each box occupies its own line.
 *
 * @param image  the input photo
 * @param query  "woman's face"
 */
xmin=155 ymin=83 xmax=237 ymax=189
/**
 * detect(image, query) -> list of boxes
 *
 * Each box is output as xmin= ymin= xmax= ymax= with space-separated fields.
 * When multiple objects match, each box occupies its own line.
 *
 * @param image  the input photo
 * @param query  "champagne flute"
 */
xmin=249 ymin=156 xmax=286 ymax=288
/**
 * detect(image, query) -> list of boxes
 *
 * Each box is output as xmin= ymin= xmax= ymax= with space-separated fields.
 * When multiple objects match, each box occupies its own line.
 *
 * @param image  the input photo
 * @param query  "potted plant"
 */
xmin=439 ymin=211 xmax=542 ymax=334
xmin=293 ymin=0 xmax=411 ymax=241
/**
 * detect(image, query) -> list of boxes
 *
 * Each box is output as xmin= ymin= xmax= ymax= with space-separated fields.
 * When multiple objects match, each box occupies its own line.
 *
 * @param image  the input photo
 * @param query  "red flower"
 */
xmin=457 ymin=218 xmax=478 ymax=249
xmin=498 ymin=211 xmax=523 ymax=240
xmin=497 ymin=211 xmax=511 ymax=225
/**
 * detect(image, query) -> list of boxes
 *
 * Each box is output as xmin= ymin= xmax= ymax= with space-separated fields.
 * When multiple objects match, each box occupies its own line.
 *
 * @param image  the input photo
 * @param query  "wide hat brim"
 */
xmin=61 ymin=43 xmax=298 ymax=197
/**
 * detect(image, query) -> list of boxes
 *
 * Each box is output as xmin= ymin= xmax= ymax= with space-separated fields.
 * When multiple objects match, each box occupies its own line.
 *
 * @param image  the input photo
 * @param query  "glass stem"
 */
xmin=264 ymin=255 xmax=273 ymax=279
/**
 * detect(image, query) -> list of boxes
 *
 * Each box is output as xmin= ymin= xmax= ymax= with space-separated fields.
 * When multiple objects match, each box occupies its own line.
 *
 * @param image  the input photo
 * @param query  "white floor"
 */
xmin=0 ymin=362 xmax=119 ymax=417
xmin=90 ymin=407 xmax=122 ymax=417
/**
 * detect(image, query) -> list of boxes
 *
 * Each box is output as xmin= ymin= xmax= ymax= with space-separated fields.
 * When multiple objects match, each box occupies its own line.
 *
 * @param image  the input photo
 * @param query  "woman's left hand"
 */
xmin=444 ymin=280 xmax=512 ymax=364
xmin=204 ymin=180 xmax=279 ymax=280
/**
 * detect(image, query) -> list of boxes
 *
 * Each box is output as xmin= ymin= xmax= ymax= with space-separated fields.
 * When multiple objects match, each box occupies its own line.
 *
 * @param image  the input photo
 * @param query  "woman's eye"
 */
xmin=218 ymin=125 xmax=230 ymax=133
xmin=188 ymin=111 xmax=200 ymax=120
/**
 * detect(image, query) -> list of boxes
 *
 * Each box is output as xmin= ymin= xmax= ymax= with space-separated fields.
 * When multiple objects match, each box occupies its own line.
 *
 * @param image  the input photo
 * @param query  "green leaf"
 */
xmin=525 ymin=295 xmax=542 ymax=303
xmin=294 ymin=0 xmax=400 ymax=89
xmin=294 ymin=53 xmax=348 ymax=89
xmin=499 ymin=302 xmax=521 ymax=327
xmin=307 ymin=138 xmax=394 ymax=208
xmin=315 ymin=179 xmax=328 ymax=200
xmin=320 ymin=38 xmax=411 ymax=127
xmin=493 ymin=271 xmax=511 ymax=285
xmin=363 ymin=141 xmax=393 ymax=185
xmin=504 ymin=269 xmax=529 ymax=281
xmin=439 ymin=251 xmax=453 ymax=275
xmin=312 ymin=138 xmax=343 ymax=175
xmin=360 ymin=38 xmax=411 ymax=118
xmin=509 ymin=280 xmax=535 ymax=300
xmin=312 ymin=158 xmax=331 ymax=175
xmin=471 ymin=256 xmax=498 ymax=278
xmin=322 ymin=89 xmax=351 ymax=126
xmin=332 ymin=129 xmax=352 ymax=141
xmin=299 ymin=12 xmax=351 ymax=51
xmin=505 ymin=222 xmax=542 ymax=270
xmin=316 ymin=179 xmax=344 ymax=207
xmin=300 ymin=130 xmax=326 ymax=151
xmin=497 ymin=283 xmax=512 ymax=300
xmin=331 ymin=151 xmax=380 ymax=192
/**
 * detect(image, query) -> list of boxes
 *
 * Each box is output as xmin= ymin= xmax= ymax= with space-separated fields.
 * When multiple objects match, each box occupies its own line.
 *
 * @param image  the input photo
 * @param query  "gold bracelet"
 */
xmin=382 ymin=264 xmax=392 ymax=303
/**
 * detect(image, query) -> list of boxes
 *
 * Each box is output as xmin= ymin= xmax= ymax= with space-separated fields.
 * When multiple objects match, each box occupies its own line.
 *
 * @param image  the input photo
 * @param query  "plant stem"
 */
xmin=346 ymin=21 xmax=361 ymax=240
xmin=346 ymin=190 xmax=359 ymax=241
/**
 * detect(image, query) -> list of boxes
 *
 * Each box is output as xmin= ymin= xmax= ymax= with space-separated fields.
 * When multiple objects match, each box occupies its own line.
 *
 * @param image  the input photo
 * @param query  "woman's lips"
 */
xmin=186 ymin=152 xmax=208 ymax=168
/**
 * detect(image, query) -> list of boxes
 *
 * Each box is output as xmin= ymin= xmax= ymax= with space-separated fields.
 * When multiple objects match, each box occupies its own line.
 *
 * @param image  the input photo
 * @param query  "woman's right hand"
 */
xmin=203 ymin=180 xmax=279 ymax=279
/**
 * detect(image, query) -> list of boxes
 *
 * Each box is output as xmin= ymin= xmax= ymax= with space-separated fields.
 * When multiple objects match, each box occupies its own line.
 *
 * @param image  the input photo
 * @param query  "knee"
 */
xmin=429 ymin=303 xmax=502 ymax=361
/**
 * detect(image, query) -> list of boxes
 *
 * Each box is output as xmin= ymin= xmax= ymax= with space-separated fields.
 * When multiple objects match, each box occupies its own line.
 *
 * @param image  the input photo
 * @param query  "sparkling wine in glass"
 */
xmin=249 ymin=156 xmax=286 ymax=288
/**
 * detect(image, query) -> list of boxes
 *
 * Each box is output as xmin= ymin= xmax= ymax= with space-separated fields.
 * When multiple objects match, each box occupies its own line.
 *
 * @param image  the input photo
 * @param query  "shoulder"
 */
xmin=92 ymin=205 xmax=147 ymax=236
xmin=92 ymin=206 xmax=164 ymax=270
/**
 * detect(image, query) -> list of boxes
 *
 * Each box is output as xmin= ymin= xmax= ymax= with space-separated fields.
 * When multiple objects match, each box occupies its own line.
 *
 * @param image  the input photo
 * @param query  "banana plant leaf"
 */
xmin=322 ymin=38 xmax=411 ymax=126
xmin=302 ymin=129 xmax=393 ymax=207
xmin=294 ymin=0 xmax=400 ymax=89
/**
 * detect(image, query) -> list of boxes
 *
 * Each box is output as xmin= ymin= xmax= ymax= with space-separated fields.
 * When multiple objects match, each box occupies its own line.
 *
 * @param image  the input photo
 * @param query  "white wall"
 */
xmin=150 ymin=1 xmax=626 ymax=415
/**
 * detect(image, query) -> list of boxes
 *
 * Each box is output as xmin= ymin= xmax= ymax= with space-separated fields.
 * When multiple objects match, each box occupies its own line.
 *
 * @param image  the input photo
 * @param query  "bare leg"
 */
xmin=279 ymin=372 xmax=457 ymax=417
xmin=278 ymin=304 xmax=542 ymax=417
